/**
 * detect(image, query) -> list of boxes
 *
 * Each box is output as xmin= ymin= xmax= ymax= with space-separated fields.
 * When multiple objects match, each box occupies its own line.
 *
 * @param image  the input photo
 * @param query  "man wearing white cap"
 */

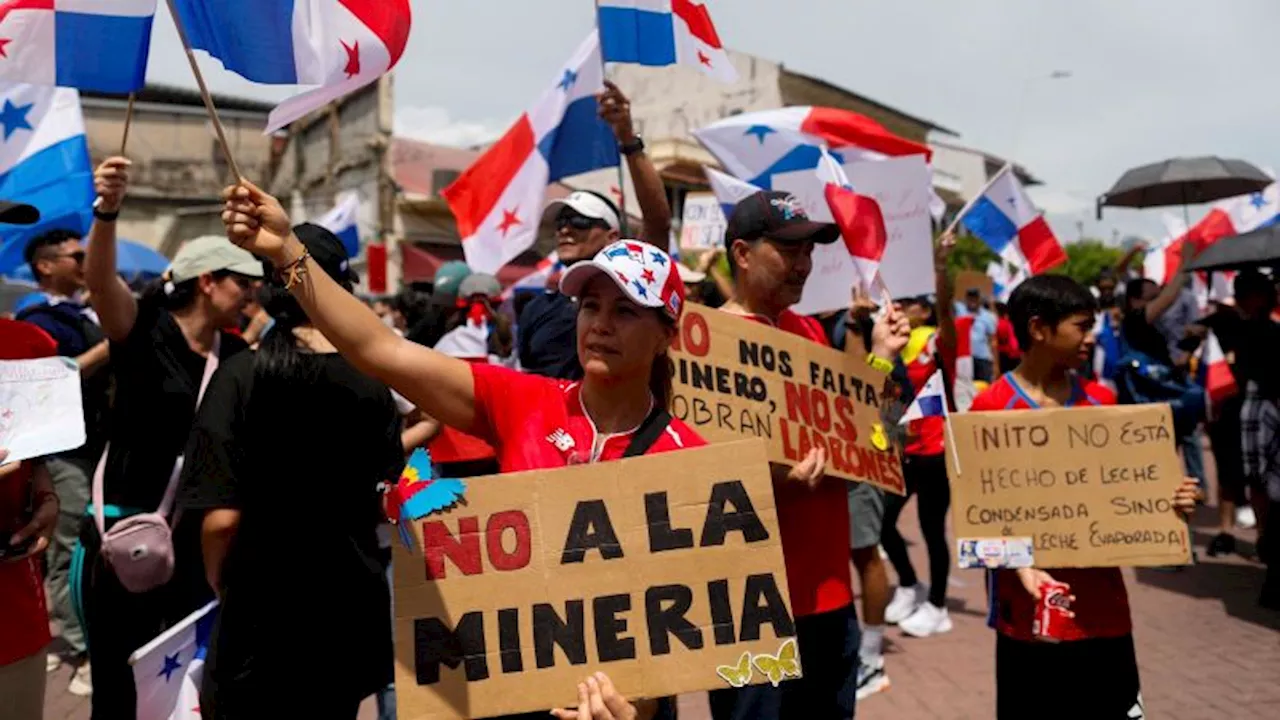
xmin=517 ymin=81 xmax=672 ymax=379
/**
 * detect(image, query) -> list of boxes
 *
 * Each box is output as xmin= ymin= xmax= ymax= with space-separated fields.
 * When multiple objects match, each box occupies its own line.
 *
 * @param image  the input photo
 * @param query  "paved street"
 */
xmin=46 ymin=454 xmax=1278 ymax=719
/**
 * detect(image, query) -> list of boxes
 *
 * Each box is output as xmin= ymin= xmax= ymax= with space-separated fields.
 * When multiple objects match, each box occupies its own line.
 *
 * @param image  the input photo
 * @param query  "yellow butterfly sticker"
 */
xmin=715 ymin=652 xmax=753 ymax=688
xmin=870 ymin=423 xmax=890 ymax=451
xmin=752 ymin=639 xmax=801 ymax=687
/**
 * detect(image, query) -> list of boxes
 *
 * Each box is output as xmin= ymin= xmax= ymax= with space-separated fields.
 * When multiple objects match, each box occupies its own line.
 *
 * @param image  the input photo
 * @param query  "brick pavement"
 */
xmin=45 ymin=456 xmax=1279 ymax=719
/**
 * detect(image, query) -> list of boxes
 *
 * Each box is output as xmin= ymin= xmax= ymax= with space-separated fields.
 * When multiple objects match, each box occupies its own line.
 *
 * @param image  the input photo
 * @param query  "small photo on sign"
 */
xmin=957 ymin=538 xmax=1035 ymax=569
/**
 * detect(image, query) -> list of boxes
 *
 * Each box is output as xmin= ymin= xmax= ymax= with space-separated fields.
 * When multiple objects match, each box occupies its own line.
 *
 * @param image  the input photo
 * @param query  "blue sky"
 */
xmin=144 ymin=0 xmax=1280 ymax=244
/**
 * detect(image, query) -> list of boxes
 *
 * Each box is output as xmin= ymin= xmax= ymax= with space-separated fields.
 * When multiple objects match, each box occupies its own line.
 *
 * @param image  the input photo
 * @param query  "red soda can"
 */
xmin=1032 ymin=580 xmax=1072 ymax=642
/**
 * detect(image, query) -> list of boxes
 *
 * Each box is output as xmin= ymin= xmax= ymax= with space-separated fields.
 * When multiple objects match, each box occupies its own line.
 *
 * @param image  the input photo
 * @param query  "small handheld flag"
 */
xmin=899 ymin=369 xmax=962 ymax=474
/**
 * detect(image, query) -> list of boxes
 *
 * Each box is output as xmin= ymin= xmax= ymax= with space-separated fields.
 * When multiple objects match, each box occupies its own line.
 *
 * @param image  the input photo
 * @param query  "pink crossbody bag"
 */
xmin=91 ymin=333 xmax=221 ymax=593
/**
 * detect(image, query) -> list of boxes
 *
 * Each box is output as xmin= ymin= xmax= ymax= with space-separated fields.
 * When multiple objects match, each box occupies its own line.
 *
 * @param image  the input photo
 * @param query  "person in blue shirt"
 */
xmin=955 ymin=288 xmax=998 ymax=381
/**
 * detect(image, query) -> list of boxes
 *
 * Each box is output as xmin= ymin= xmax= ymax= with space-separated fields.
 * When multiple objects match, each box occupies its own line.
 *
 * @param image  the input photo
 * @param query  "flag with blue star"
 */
xmin=0 ymin=83 xmax=94 ymax=278
xmin=131 ymin=601 xmax=218 ymax=720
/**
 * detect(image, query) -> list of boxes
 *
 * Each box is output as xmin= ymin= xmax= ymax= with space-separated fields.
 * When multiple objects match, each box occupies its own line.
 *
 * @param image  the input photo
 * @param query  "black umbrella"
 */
xmin=1183 ymin=223 xmax=1280 ymax=273
xmin=1096 ymin=156 xmax=1272 ymax=219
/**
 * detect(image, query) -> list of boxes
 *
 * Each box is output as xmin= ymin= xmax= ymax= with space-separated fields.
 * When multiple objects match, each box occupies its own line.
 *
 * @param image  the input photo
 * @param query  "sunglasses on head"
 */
xmin=556 ymin=211 xmax=609 ymax=232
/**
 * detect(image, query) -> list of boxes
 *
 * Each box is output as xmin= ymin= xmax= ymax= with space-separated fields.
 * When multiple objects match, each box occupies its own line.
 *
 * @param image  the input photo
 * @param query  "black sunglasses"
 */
xmin=556 ymin=211 xmax=608 ymax=232
xmin=58 ymin=250 xmax=86 ymax=263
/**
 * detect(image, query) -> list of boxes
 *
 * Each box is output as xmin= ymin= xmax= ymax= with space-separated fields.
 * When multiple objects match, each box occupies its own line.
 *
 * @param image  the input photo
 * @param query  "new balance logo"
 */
xmin=546 ymin=429 xmax=575 ymax=452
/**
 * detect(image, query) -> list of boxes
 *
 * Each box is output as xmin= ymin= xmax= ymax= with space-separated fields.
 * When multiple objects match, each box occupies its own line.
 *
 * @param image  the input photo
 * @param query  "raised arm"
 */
xmin=83 ymin=157 xmax=140 ymax=342
xmin=1143 ymin=239 xmax=1196 ymax=325
xmin=598 ymin=81 xmax=672 ymax=246
xmin=933 ymin=233 xmax=958 ymax=363
xmin=221 ymin=181 xmax=480 ymax=432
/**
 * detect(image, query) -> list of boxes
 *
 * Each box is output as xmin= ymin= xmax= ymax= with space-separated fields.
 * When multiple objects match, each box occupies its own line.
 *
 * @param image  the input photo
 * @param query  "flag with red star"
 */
xmin=0 ymin=0 xmax=154 ymax=93
xmin=442 ymin=33 xmax=619 ymax=274
xmin=597 ymin=0 xmax=738 ymax=83
xmin=168 ymin=0 xmax=411 ymax=133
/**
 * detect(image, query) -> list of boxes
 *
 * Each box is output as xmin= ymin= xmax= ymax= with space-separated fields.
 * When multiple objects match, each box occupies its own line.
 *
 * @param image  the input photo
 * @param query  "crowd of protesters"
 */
xmin=0 ymin=79 xmax=1272 ymax=720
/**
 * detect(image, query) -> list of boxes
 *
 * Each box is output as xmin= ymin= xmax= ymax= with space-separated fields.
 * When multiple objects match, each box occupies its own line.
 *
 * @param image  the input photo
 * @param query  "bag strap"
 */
xmin=93 ymin=332 xmax=223 ymax=532
xmin=623 ymin=404 xmax=672 ymax=459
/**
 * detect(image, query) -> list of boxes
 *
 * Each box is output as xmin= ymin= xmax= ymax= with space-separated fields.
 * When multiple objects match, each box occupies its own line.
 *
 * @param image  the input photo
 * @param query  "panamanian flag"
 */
xmin=899 ymin=369 xmax=947 ymax=425
xmin=130 ymin=601 xmax=218 ymax=720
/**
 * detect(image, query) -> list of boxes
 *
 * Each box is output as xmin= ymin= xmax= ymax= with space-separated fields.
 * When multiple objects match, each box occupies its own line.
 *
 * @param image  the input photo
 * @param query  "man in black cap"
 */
xmin=711 ymin=190 xmax=905 ymax=720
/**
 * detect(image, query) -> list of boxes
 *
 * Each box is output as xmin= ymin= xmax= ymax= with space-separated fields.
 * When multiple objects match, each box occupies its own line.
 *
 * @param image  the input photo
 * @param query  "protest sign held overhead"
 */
xmin=392 ymin=441 xmax=799 ymax=719
xmin=948 ymin=404 xmax=1193 ymax=569
xmin=667 ymin=304 xmax=904 ymax=494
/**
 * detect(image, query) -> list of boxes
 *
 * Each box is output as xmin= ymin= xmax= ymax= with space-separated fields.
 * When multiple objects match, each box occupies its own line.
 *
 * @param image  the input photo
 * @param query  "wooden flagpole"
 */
xmin=119 ymin=93 xmax=135 ymax=154
xmin=163 ymin=0 xmax=243 ymax=181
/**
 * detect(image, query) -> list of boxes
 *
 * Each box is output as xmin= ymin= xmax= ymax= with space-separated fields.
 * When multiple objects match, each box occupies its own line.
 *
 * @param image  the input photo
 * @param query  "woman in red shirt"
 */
xmin=0 ymin=318 xmax=63 ymax=720
xmin=223 ymin=182 xmax=703 ymax=718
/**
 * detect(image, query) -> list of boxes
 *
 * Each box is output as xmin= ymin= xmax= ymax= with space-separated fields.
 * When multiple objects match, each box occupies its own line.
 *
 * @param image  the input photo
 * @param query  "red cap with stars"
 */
xmin=558 ymin=240 xmax=686 ymax=322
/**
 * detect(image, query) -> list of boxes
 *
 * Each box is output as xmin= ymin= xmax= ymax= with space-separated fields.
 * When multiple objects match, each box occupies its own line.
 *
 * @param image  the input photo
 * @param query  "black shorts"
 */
xmin=708 ymin=605 xmax=859 ymax=720
xmin=996 ymin=633 xmax=1142 ymax=720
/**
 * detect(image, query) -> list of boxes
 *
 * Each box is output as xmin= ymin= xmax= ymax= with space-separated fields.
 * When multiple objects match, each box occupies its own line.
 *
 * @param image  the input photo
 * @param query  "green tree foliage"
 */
xmin=943 ymin=232 xmax=1122 ymax=288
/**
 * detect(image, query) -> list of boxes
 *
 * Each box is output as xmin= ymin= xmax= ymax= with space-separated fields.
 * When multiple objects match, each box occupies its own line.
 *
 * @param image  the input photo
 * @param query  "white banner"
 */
xmin=772 ymin=154 xmax=936 ymax=315
xmin=679 ymin=192 xmax=727 ymax=251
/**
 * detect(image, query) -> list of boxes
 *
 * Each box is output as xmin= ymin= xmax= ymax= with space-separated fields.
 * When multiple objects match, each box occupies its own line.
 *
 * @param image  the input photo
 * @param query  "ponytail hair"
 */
xmin=649 ymin=311 xmax=678 ymax=411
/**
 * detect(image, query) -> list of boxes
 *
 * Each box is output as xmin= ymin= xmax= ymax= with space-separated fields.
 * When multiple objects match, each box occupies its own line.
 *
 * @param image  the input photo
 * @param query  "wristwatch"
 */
xmin=619 ymin=136 xmax=645 ymax=156
xmin=93 ymin=207 xmax=120 ymax=222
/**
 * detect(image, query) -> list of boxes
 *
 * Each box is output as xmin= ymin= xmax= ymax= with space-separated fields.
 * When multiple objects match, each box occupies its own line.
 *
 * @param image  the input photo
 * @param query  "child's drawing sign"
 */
xmin=0 ymin=358 xmax=85 ymax=464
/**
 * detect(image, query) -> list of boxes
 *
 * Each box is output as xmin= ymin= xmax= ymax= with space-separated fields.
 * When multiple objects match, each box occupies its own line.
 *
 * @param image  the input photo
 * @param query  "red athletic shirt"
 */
xmin=468 ymin=363 xmax=705 ymax=471
xmin=971 ymin=373 xmax=1133 ymax=642
xmin=733 ymin=309 xmax=853 ymax=617
xmin=996 ymin=316 xmax=1021 ymax=360
xmin=0 ymin=319 xmax=56 ymax=666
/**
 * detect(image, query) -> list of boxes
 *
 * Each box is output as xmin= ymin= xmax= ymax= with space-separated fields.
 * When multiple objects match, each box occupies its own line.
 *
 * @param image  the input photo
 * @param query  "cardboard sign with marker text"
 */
xmin=393 ymin=440 xmax=799 ymax=720
xmin=947 ymin=404 xmax=1192 ymax=568
xmin=667 ymin=304 xmax=904 ymax=494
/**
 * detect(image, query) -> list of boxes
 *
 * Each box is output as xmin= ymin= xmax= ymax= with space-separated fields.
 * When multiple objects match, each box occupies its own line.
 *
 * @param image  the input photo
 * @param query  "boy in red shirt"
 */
xmin=970 ymin=275 xmax=1198 ymax=719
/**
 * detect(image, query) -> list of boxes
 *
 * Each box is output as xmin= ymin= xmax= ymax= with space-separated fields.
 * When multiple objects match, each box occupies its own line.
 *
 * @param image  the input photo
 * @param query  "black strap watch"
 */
xmin=619 ymin=136 xmax=645 ymax=156
xmin=93 ymin=207 xmax=120 ymax=222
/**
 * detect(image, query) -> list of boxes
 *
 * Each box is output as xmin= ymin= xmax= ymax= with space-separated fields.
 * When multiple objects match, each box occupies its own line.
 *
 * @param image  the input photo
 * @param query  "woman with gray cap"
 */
xmin=75 ymin=156 xmax=263 ymax=719
xmin=178 ymin=223 xmax=402 ymax=719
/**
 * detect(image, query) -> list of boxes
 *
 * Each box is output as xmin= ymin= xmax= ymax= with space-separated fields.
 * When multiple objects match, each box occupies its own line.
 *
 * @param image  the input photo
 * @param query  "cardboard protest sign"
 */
xmin=680 ymin=192 xmax=727 ymax=251
xmin=947 ymin=404 xmax=1193 ymax=569
xmin=393 ymin=440 xmax=799 ymax=720
xmin=772 ymin=154 xmax=936 ymax=315
xmin=667 ymin=304 xmax=904 ymax=494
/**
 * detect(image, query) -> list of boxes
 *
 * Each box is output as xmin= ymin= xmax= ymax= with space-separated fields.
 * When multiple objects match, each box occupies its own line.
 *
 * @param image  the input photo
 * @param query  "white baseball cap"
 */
xmin=543 ymin=191 xmax=621 ymax=231
xmin=559 ymin=240 xmax=686 ymax=321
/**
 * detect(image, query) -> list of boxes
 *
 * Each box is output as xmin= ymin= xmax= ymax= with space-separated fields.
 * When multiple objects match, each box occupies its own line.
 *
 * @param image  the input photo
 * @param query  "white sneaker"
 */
xmin=46 ymin=653 xmax=63 ymax=673
xmin=884 ymin=584 xmax=926 ymax=625
xmin=855 ymin=655 xmax=891 ymax=700
xmin=1236 ymin=506 xmax=1258 ymax=530
xmin=68 ymin=661 xmax=92 ymax=697
xmin=899 ymin=603 xmax=952 ymax=638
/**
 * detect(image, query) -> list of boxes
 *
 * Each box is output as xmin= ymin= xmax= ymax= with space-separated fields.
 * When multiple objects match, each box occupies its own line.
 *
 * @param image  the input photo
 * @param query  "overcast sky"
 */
xmin=144 ymin=0 xmax=1280 ymax=244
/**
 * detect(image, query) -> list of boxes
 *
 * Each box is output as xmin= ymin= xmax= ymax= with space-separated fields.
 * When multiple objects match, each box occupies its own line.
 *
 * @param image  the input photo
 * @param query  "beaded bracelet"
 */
xmin=279 ymin=248 xmax=311 ymax=290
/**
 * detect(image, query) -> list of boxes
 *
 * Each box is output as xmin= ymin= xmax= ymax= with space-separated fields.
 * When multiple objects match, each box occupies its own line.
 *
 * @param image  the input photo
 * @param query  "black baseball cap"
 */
xmin=0 ymin=201 xmax=39 ymax=225
xmin=264 ymin=223 xmax=358 ymax=287
xmin=725 ymin=190 xmax=840 ymax=246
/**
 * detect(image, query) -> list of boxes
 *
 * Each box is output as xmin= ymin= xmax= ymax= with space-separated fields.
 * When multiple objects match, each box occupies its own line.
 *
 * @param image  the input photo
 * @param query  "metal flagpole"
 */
xmin=163 ymin=0 xmax=243 ymax=181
